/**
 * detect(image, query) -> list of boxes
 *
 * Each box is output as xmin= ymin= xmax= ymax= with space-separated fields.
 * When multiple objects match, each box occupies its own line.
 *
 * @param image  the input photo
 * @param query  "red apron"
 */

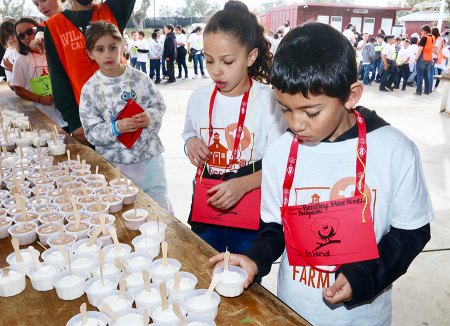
xmin=281 ymin=110 xmax=379 ymax=269
xmin=191 ymin=78 xmax=261 ymax=230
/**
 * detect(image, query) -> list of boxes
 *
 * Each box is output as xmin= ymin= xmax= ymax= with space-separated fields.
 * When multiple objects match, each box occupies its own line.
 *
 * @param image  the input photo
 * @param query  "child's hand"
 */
xmin=322 ymin=273 xmax=352 ymax=304
xmin=40 ymin=95 xmax=53 ymax=106
xmin=132 ymin=112 xmax=150 ymax=128
xmin=2 ymin=57 xmax=13 ymax=72
xmin=30 ymin=32 xmax=45 ymax=54
xmin=72 ymin=127 xmax=90 ymax=146
xmin=117 ymin=118 xmax=139 ymax=133
xmin=185 ymin=137 xmax=211 ymax=167
xmin=209 ymin=252 xmax=258 ymax=288
xmin=207 ymin=178 xmax=247 ymax=210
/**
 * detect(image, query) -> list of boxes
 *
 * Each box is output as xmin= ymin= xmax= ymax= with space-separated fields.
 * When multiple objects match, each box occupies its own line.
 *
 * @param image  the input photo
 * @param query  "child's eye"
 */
xmin=110 ymin=46 xmax=117 ymax=50
xmin=206 ymin=61 xmax=213 ymax=64
xmin=306 ymin=111 xmax=320 ymax=118
xmin=96 ymin=48 xmax=104 ymax=52
xmin=224 ymin=61 xmax=233 ymax=65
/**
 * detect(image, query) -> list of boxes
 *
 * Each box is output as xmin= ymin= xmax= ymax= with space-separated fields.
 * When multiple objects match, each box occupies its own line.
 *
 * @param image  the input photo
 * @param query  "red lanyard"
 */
xmin=196 ymin=77 xmax=253 ymax=178
xmin=282 ymin=109 xmax=368 ymax=218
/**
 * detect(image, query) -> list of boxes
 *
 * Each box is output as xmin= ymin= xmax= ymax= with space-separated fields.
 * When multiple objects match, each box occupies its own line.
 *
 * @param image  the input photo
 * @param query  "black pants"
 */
xmin=395 ymin=64 xmax=410 ymax=89
xmin=177 ymin=47 xmax=188 ymax=78
xmin=166 ymin=58 xmax=175 ymax=82
xmin=380 ymin=59 xmax=397 ymax=90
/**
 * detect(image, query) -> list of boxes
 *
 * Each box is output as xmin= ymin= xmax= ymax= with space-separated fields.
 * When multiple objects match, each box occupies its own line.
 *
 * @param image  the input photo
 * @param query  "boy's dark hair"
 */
xmin=205 ymin=2 xmax=272 ymax=83
xmin=154 ymin=28 xmax=160 ymax=33
xmin=421 ymin=25 xmax=431 ymax=34
xmin=345 ymin=23 xmax=353 ymax=30
xmin=138 ymin=31 xmax=145 ymax=37
xmin=395 ymin=37 xmax=401 ymax=41
xmin=369 ymin=37 xmax=376 ymax=43
xmin=0 ymin=19 xmax=16 ymax=48
xmin=151 ymin=32 xmax=157 ymax=40
xmin=85 ymin=21 xmax=123 ymax=52
xmin=272 ymin=22 xmax=356 ymax=102
xmin=165 ymin=24 xmax=174 ymax=32
xmin=14 ymin=17 xmax=38 ymax=55
xmin=410 ymin=36 xmax=418 ymax=44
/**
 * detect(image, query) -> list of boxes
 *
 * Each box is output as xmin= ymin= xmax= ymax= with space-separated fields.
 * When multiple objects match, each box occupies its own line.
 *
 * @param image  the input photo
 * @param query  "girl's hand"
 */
xmin=40 ymin=95 xmax=53 ymax=106
xmin=322 ymin=273 xmax=352 ymax=304
xmin=185 ymin=137 xmax=211 ymax=167
xmin=2 ymin=57 xmax=13 ymax=72
xmin=132 ymin=112 xmax=150 ymax=128
xmin=206 ymin=178 xmax=247 ymax=210
xmin=209 ymin=253 xmax=258 ymax=288
xmin=117 ymin=118 xmax=138 ymax=133
xmin=30 ymin=32 xmax=45 ymax=54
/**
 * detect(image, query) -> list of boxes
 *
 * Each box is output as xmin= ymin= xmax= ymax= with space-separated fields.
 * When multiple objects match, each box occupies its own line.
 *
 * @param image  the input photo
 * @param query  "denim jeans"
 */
xmin=363 ymin=63 xmax=374 ymax=84
xmin=416 ymin=59 xmax=431 ymax=94
xmin=427 ymin=59 xmax=436 ymax=94
xmin=435 ymin=68 xmax=443 ymax=87
xmin=373 ymin=59 xmax=382 ymax=81
xmin=130 ymin=57 xmax=137 ymax=68
xmin=193 ymin=53 xmax=205 ymax=76
xmin=136 ymin=61 xmax=147 ymax=74
xmin=161 ymin=53 xmax=167 ymax=76
xmin=407 ymin=65 xmax=417 ymax=83
xmin=149 ymin=59 xmax=161 ymax=81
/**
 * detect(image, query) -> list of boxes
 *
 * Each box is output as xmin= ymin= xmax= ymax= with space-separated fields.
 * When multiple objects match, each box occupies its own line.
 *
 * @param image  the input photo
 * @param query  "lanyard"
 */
xmin=282 ymin=109 xmax=368 ymax=222
xmin=196 ymin=77 xmax=253 ymax=179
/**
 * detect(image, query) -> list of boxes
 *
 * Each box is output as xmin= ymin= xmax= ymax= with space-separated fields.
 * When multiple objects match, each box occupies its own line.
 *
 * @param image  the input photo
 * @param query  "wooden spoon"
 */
xmin=11 ymin=238 xmax=23 ymax=263
xmin=28 ymin=246 xmax=42 ymax=269
xmin=80 ymin=303 xmax=87 ymax=325
xmin=99 ymin=303 xmax=118 ymax=322
xmin=173 ymin=302 xmax=187 ymax=326
xmin=204 ymin=274 xmax=221 ymax=301
xmin=160 ymin=282 xmax=168 ymax=311
xmin=119 ymin=279 xmax=127 ymax=299
xmin=108 ymin=227 xmax=121 ymax=252
xmin=161 ymin=241 xmax=168 ymax=267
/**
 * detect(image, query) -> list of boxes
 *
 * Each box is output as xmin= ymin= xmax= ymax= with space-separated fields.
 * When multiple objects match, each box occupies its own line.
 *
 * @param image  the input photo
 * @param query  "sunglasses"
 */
xmin=17 ymin=28 xmax=36 ymax=40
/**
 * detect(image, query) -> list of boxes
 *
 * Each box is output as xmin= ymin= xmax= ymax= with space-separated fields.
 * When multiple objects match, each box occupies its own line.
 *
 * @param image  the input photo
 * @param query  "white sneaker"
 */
xmin=192 ymin=74 xmax=198 ymax=79
xmin=202 ymin=75 xmax=208 ymax=79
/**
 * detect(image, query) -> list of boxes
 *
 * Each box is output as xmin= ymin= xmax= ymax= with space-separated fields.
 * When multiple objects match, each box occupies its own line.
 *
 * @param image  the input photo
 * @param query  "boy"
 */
xmin=210 ymin=22 xmax=433 ymax=325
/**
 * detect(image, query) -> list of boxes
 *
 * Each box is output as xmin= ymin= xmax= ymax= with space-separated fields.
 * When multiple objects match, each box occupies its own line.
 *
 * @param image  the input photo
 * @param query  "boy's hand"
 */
xmin=209 ymin=253 xmax=258 ymax=288
xmin=186 ymin=137 xmax=211 ymax=167
xmin=207 ymin=178 xmax=247 ymax=210
xmin=40 ymin=95 xmax=53 ymax=106
xmin=322 ymin=273 xmax=352 ymax=304
xmin=117 ymin=118 xmax=138 ymax=133
xmin=132 ymin=112 xmax=150 ymax=128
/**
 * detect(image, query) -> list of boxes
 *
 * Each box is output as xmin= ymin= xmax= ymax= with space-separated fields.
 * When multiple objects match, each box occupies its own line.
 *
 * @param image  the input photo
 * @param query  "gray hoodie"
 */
xmin=362 ymin=42 xmax=376 ymax=64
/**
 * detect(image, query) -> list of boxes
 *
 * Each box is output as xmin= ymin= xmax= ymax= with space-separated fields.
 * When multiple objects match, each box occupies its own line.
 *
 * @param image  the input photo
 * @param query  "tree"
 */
xmin=0 ymin=0 xmax=30 ymax=18
xmin=177 ymin=0 xmax=215 ymax=18
xmin=159 ymin=5 xmax=174 ymax=18
xmin=130 ymin=0 xmax=151 ymax=30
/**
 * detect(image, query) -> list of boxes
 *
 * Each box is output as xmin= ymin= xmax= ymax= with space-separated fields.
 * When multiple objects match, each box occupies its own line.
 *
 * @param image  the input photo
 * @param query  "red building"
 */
xmin=266 ymin=2 xmax=410 ymax=37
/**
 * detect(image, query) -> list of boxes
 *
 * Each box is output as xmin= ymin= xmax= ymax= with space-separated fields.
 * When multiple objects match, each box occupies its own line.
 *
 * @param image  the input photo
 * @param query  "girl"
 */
xmin=182 ymin=2 xmax=286 ymax=253
xmin=434 ymin=39 xmax=449 ymax=89
xmin=175 ymin=25 xmax=188 ymax=79
xmin=79 ymin=21 xmax=172 ymax=213
xmin=0 ymin=19 xmax=18 ymax=86
xmin=9 ymin=18 xmax=67 ymax=128
xmin=44 ymin=0 xmax=135 ymax=145
xmin=187 ymin=26 xmax=206 ymax=79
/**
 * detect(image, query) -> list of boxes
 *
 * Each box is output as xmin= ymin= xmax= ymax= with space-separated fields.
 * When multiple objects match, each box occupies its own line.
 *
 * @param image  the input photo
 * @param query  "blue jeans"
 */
xmin=363 ymin=63 xmax=374 ymax=84
xmin=130 ymin=57 xmax=137 ymax=68
xmin=136 ymin=61 xmax=147 ymax=74
xmin=427 ymin=59 xmax=436 ymax=94
xmin=373 ymin=59 xmax=381 ymax=81
xmin=407 ymin=65 xmax=417 ymax=84
xmin=416 ymin=59 xmax=431 ymax=94
xmin=193 ymin=53 xmax=205 ymax=76
xmin=149 ymin=59 xmax=161 ymax=81
xmin=161 ymin=53 xmax=167 ymax=76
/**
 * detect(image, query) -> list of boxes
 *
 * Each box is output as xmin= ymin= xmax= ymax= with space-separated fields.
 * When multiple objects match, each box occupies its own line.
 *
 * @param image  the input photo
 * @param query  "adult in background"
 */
xmin=175 ymin=25 xmax=188 ymax=79
xmin=414 ymin=25 xmax=434 ymax=96
xmin=187 ymin=26 xmax=206 ymax=79
xmin=362 ymin=37 xmax=376 ymax=86
xmin=379 ymin=35 xmax=396 ymax=92
xmin=163 ymin=24 xmax=177 ymax=84
xmin=407 ymin=36 xmax=419 ymax=86
xmin=44 ymin=0 xmax=135 ymax=144
xmin=429 ymin=27 xmax=442 ymax=94
xmin=343 ymin=23 xmax=356 ymax=45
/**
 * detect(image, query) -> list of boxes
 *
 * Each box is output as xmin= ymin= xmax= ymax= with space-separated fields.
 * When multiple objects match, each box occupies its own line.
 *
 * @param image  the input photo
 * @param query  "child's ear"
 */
xmin=86 ymin=50 xmax=94 ymax=61
xmin=344 ymin=82 xmax=363 ymax=110
xmin=247 ymin=48 xmax=259 ymax=67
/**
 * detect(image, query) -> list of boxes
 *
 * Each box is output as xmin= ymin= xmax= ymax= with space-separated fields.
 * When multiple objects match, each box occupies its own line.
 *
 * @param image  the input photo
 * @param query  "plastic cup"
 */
xmin=116 ymin=186 xmax=139 ymax=205
xmin=0 ymin=216 xmax=13 ymax=239
xmin=139 ymin=221 xmax=167 ymax=242
xmin=134 ymin=283 xmax=162 ymax=312
xmin=132 ymin=234 xmax=161 ymax=258
xmin=83 ymin=276 xmax=118 ymax=308
xmin=52 ymin=270 xmax=85 ymax=300
xmin=28 ymin=263 xmax=59 ymax=291
xmin=213 ymin=265 xmax=247 ymax=297
xmin=124 ymin=252 xmax=154 ymax=273
xmin=6 ymin=249 xmax=36 ymax=274
xmin=100 ymin=194 xmax=123 ymax=214
xmin=149 ymin=258 xmax=181 ymax=284
xmin=121 ymin=272 xmax=145 ymax=299
xmin=36 ymin=223 xmax=64 ymax=244
xmin=65 ymin=311 xmax=110 ymax=326
xmin=70 ymin=254 xmax=97 ymax=279
xmin=184 ymin=289 xmax=221 ymax=320
xmin=64 ymin=221 xmax=91 ymax=240
xmin=115 ymin=308 xmax=146 ymax=326
xmin=47 ymin=232 xmax=77 ymax=248
xmin=72 ymin=238 xmax=102 ymax=260
xmin=91 ymin=262 xmax=122 ymax=283
xmin=84 ymin=202 xmax=110 ymax=215
xmin=88 ymin=226 xmax=113 ymax=247
xmin=151 ymin=304 xmax=185 ymax=325
xmin=103 ymin=243 xmax=132 ymax=263
xmin=8 ymin=221 xmax=38 ymax=245
xmin=166 ymin=271 xmax=198 ymax=304
xmin=38 ymin=211 xmax=65 ymax=227
xmin=42 ymin=246 xmax=72 ymax=270
xmin=89 ymin=213 xmax=115 ymax=228
xmin=0 ymin=267 xmax=26 ymax=297
xmin=122 ymin=208 xmax=148 ymax=230
xmin=99 ymin=292 xmax=133 ymax=315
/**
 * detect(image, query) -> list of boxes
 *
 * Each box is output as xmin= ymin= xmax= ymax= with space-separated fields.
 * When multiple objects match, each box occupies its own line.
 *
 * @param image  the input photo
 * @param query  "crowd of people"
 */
xmin=344 ymin=22 xmax=450 ymax=95
xmin=0 ymin=1 xmax=434 ymax=325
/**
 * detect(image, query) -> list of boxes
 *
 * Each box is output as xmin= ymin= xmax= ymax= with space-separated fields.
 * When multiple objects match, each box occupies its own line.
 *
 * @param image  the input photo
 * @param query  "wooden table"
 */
xmin=0 ymin=85 xmax=309 ymax=325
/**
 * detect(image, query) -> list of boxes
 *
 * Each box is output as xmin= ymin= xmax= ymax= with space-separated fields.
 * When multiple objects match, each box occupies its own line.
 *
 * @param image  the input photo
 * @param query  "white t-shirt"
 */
xmin=409 ymin=44 xmax=419 ymax=70
xmin=9 ymin=52 xmax=67 ymax=127
xmin=435 ymin=47 xmax=450 ymax=70
xmin=182 ymin=81 xmax=287 ymax=175
xmin=187 ymin=33 xmax=204 ymax=51
xmin=356 ymin=40 xmax=365 ymax=61
xmin=176 ymin=33 xmax=187 ymax=48
xmin=128 ymin=39 xmax=139 ymax=58
xmin=343 ymin=29 xmax=355 ymax=43
xmin=1 ymin=47 xmax=17 ymax=81
xmin=260 ymin=125 xmax=434 ymax=325
xmin=136 ymin=39 xmax=149 ymax=63
xmin=382 ymin=43 xmax=395 ymax=60
xmin=397 ymin=47 xmax=411 ymax=65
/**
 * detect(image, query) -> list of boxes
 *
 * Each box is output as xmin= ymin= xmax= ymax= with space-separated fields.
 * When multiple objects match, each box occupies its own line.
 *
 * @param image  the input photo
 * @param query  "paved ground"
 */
xmin=156 ymin=70 xmax=450 ymax=325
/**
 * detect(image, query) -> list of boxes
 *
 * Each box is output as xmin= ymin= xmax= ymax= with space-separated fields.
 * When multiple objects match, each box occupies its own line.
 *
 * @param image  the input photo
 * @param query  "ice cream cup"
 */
xmin=91 ymin=262 xmax=122 ymax=283
xmin=104 ymin=243 xmax=132 ymax=263
xmin=139 ymin=221 xmax=167 ymax=242
xmin=132 ymin=235 xmax=161 ymax=258
xmin=65 ymin=211 xmax=92 ymax=224
xmin=89 ymin=213 xmax=115 ymax=228
xmin=6 ymin=248 xmax=36 ymax=274
xmin=115 ymin=308 xmax=147 ymax=326
xmin=76 ymin=195 xmax=97 ymax=206
xmin=41 ymin=245 xmax=72 ymax=270
xmin=122 ymin=208 xmax=148 ymax=230
xmin=151 ymin=304 xmax=186 ymax=325
xmin=185 ymin=315 xmax=217 ymax=326
xmin=28 ymin=263 xmax=59 ymax=291
xmin=13 ymin=211 xmax=40 ymax=225
xmin=0 ymin=267 xmax=26 ymax=297
xmin=35 ymin=203 xmax=59 ymax=215
xmin=69 ymin=253 xmax=98 ymax=279
xmin=36 ymin=223 xmax=64 ymax=244
xmin=100 ymin=194 xmax=123 ymax=214
xmin=116 ymin=186 xmax=139 ymax=205
xmin=99 ymin=292 xmax=133 ymax=315
xmin=53 ymin=270 xmax=85 ymax=300
xmin=47 ymin=232 xmax=77 ymax=248
xmin=184 ymin=289 xmax=221 ymax=320
xmin=64 ymin=221 xmax=91 ymax=240
xmin=124 ymin=252 xmax=154 ymax=274
xmin=149 ymin=258 xmax=181 ymax=284
xmin=7 ymin=203 xmax=33 ymax=217
xmin=213 ymin=265 xmax=247 ymax=298
xmin=0 ymin=216 xmax=13 ymax=239
xmin=134 ymin=283 xmax=162 ymax=312
xmin=72 ymin=238 xmax=102 ymax=260
xmin=83 ymin=174 xmax=105 ymax=184
xmin=27 ymin=196 xmax=51 ymax=207
xmin=66 ymin=311 xmax=110 ymax=326
xmin=60 ymin=203 xmax=84 ymax=214
xmin=48 ymin=141 xmax=66 ymax=156
xmin=83 ymin=276 xmax=118 ymax=308
xmin=121 ymin=272 xmax=145 ymax=299
xmin=8 ymin=221 xmax=38 ymax=245
xmin=38 ymin=211 xmax=65 ymax=227
xmin=85 ymin=202 xmax=110 ymax=215
xmin=166 ymin=271 xmax=198 ymax=304
xmin=88 ymin=226 xmax=113 ymax=247
xmin=109 ymin=178 xmax=131 ymax=188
